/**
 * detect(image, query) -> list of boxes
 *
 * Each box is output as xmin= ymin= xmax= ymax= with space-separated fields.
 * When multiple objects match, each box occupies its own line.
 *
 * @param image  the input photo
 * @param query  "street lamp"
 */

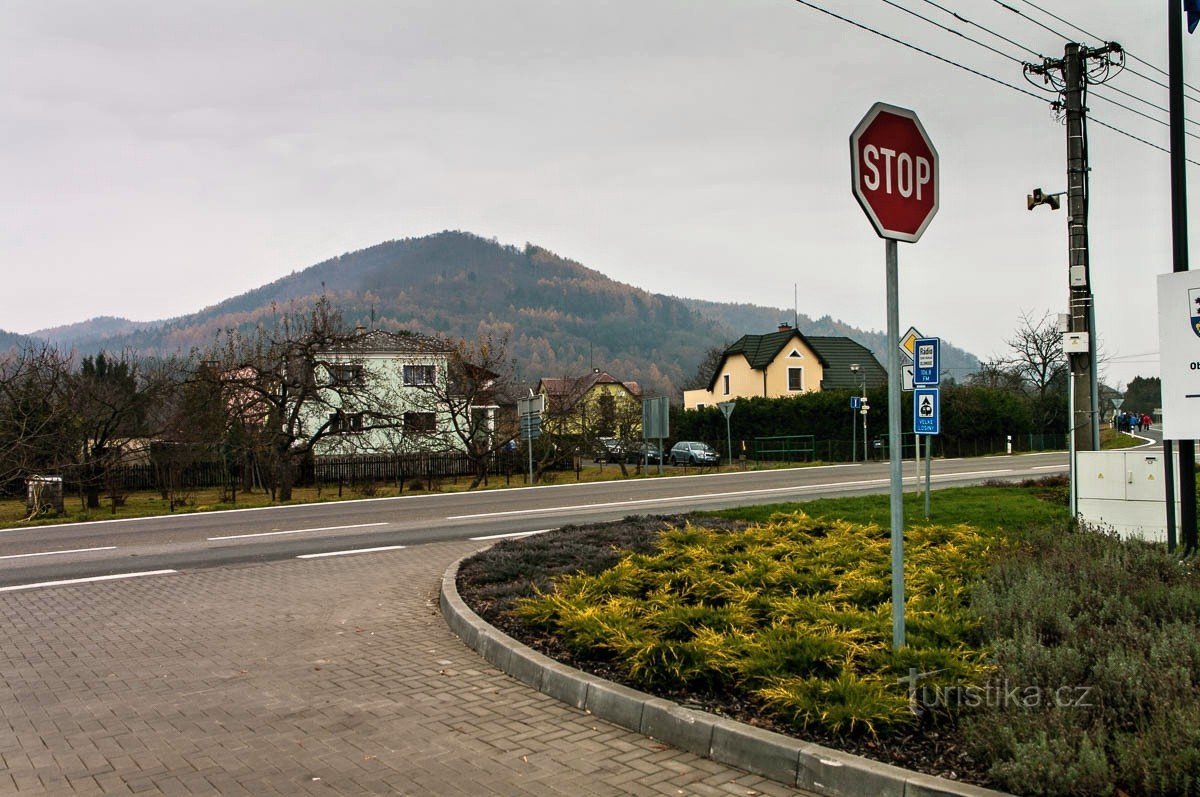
xmin=851 ymin=363 xmax=869 ymax=462
xmin=850 ymin=364 xmax=859 ymax=462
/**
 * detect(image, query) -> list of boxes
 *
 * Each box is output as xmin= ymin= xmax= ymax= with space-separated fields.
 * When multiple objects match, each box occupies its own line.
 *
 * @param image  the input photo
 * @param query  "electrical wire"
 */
xmin=788 ymin=0 xmax=1200 ymax=166
xmin=916 ymin=0 xmax=1044 ymax=59
xmin=987 ymin=0 xmax=1074 ymax=42
xmin=1090 ymin=115 xmax=1200 ymax=166
xmin=1090 ymin=90 xmax=1200 ymax=142
xmin=789 ymin=0 xmax=1054 ymax=105
xmin=1011 ymin=0 xmax=1200 ymax=96
xmin=880 ymin=0 xmax=1025 ymax=64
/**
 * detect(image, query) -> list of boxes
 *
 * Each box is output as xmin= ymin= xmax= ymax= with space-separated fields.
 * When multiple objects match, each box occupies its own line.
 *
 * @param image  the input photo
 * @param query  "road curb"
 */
xmin=440 ymin=555 xmax=1010 ymax=797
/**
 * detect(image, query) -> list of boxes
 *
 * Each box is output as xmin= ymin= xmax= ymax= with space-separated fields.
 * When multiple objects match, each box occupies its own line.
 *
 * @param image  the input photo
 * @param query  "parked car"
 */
xmin=592 ymin=437 xmax=627 ymax=463
xmin=669 ymin=441 xmax=720 ymax=466
xmin=628 ymin=442 xmax=662 ymax=465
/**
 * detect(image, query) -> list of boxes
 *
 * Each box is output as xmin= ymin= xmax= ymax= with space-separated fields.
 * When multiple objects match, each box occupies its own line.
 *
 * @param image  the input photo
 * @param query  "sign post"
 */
xmin=851 ymin=102 xmax=939 ymax=651
xmin=518 ymin=394 xmax=545 ymax=485
xmin=642 ymin=396 xmax=670 ymax=476
xmin=913 ymin=337 xmax=940 ymax=518
xmin=719 ymin=401 xmax=736 ymax=468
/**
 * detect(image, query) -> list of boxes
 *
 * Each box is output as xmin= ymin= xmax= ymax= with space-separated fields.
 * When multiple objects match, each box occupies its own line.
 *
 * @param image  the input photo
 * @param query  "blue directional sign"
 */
xmin=850 ymin=396 xmax=862 ymax=410
xmin=914 ymin=387 xmax=940 ymax=435
xmin=913 ymin=337 xmax=940 ymax=386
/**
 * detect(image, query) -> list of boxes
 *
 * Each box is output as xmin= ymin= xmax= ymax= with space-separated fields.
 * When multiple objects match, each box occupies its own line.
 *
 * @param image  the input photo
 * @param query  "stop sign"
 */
xmin=850 ymin=102 xmax=939 ymax=243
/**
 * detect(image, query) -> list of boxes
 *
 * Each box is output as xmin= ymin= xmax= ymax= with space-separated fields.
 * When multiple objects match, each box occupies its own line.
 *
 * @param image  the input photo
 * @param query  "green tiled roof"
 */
xmin=805 ymin=337 xmax=887 ymax=390
xmin=709 ymin=330 xmax=886 ymax=391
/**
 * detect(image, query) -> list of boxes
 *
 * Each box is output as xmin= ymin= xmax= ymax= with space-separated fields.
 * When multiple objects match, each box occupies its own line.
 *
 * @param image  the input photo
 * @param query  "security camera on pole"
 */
xmin=850 ymin=102 xmax=939 ymax=651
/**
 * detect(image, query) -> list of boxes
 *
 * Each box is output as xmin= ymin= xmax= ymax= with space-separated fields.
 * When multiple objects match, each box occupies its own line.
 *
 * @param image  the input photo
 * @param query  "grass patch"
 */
xmin=704 ymin=482 xmax=1069 ymax=531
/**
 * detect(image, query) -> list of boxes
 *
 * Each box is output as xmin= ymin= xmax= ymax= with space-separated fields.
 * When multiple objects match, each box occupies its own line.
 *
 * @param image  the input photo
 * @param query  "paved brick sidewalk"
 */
xmin=0 ymin=540 xmax=813 ymax=795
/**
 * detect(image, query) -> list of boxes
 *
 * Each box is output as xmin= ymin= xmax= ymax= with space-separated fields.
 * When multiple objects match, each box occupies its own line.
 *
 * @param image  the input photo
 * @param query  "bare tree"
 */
xmin=687 ymin=344 xmax=728 ymax=390
xmin=200 ymin=298 xmax=401 ymax=501
xmin=402 ymin=333 xmax=520 ymax=489
xmin=978 ymin=311 xmax=1068 ymax=433
xmin=0 ymin=343 xmax=74 ymax=491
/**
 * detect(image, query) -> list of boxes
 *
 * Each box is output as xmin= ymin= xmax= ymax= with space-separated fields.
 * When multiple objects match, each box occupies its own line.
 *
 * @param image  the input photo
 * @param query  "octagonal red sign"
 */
xmin=850 ymin=102 xmax=939 ymax=243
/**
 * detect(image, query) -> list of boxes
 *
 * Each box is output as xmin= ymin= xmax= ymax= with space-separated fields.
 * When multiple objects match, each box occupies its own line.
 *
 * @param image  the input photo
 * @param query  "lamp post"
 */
xmin=850 ymin=364 xmax=859 ymax=462
xmin=854 ymin=365 xmax=869 ymax=462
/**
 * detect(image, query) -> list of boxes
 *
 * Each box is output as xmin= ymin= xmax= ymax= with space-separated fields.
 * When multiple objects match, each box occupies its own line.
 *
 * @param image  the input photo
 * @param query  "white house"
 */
xmin=302 ymin=329 xmax=493 ymax=456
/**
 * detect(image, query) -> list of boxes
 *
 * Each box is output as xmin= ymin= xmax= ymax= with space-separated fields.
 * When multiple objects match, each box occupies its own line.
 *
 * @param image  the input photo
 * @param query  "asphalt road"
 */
xmin=0 ymin=452 xmax=1068 ymax=589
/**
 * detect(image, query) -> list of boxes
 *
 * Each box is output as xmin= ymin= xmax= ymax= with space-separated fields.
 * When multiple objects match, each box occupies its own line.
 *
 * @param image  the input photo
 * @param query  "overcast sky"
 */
xmin=4 ymin=1 xmax=1198 ymax=387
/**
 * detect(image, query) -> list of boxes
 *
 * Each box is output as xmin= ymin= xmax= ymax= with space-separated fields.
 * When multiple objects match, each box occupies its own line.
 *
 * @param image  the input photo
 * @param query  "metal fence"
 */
xmin=35 ymin=451 xmax=526 ymax=497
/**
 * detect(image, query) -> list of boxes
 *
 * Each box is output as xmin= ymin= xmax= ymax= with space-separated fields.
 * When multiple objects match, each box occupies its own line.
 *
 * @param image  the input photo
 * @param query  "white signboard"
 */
xmin=1157 ymin=270 xmax=1200 ymax=439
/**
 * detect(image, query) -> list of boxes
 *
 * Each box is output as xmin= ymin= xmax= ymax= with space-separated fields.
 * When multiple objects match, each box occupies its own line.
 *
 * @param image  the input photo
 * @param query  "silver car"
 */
xmin=669 ymin=441 xmax=720 ymax=466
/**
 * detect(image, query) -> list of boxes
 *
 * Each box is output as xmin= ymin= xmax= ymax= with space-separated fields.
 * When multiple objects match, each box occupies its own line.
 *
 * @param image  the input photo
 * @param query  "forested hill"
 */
xmin=19 ymin=231 xmax=980 ymax=397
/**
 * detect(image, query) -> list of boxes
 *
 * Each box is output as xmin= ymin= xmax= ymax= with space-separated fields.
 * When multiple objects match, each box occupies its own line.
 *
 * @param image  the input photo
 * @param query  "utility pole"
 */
xmin=1169 ymin=1 xmax=1198 ymax=555
xmin=1027 ymin=42 xmax=1121 ymax=452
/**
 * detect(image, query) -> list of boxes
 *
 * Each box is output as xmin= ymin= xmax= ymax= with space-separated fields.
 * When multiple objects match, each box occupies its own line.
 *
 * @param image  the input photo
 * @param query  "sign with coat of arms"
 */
xmin=1157 ymin=271 xmax=1200 ymax=439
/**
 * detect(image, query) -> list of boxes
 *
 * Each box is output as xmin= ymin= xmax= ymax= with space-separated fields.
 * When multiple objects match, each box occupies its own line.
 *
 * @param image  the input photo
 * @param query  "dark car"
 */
xmin=592 ymin=437 xmax=627 ymax=463
xmin=627 ymin=442 xmax=662 ymax=465
xmin=669 ymin=441 xmax=720 ymax=466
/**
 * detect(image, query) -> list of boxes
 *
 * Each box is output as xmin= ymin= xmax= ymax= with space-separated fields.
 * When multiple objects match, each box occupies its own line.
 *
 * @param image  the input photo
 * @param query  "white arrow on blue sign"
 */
xmin=850 ymin=396 xmax=862 ymax=410
xmin=914 ymin=337 xmax=939 ymax=386
xmin=914 ymin=387 xmax=940 ymax=435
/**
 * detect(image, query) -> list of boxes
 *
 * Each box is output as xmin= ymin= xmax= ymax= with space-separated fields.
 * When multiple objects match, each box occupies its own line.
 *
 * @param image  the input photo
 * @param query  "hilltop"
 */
xmin=20 ymin=231 xmax=980 ymax=396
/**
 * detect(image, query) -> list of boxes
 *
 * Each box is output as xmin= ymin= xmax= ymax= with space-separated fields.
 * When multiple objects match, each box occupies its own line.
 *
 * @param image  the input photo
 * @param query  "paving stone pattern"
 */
xmin=0 ymin=540 xmax=814 ymax=796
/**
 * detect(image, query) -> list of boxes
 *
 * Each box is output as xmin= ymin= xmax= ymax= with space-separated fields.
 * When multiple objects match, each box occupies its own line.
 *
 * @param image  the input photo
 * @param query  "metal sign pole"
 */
xmin=886 ymin=239 xmax=906 ymax=651
xmin=925 ymin=434 xmax=932 ymax=519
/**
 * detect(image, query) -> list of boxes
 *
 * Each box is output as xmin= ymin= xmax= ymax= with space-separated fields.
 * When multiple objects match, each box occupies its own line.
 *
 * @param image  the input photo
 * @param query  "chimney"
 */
xmin=777 ymin=322 xmax=793 ymax=332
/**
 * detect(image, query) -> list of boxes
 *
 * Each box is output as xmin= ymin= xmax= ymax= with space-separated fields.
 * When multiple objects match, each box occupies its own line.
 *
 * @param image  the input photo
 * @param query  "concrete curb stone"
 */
xmin=442 ymin=554 xmax=1012 ymax=797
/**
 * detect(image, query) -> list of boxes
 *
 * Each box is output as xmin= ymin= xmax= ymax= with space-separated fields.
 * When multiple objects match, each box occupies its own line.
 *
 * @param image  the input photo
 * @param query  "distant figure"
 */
xmin=1142 ymin=413 xmax=1152 ymax=431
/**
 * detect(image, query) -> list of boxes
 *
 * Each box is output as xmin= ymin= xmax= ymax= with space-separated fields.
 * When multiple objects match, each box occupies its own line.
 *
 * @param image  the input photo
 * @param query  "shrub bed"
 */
xmin=457 ymin=485 xmax=1200 ymax=795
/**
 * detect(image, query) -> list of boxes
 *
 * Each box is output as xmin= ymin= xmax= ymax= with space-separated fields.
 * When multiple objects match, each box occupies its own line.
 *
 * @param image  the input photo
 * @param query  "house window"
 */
xmin=403 ymin=364 xmax=436 ymax=386
xmin=722 ymin=374 xmax=730 ymax=395
xmin=329 ymin=363 xmax=364 ymax=386
xmin=404 ymin=411 xmax=437 ymax=433
xmin=788 ymin=367 xmax=804 ymax=392
xmin=329 ymin=411 xmax=364 ymax=433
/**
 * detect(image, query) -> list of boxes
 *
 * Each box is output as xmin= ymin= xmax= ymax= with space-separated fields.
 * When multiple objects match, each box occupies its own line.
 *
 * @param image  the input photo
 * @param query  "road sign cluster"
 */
xmin=900 ymin=332 xmax=940 ymax=435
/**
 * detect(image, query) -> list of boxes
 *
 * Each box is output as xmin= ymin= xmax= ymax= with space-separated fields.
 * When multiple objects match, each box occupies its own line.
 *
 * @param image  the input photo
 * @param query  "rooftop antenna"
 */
xmin=794 ymin=283 xmax=798 ymax=329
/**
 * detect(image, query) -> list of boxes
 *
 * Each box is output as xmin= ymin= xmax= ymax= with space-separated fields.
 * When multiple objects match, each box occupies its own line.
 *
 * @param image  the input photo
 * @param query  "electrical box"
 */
xmin=1070 ymin=265 xmax=1088 ymax=286
xmin=1063 ymin=332 xmax=1089 ymax=353
xmin=1076 ymin=450 xmax=1180 ymax=543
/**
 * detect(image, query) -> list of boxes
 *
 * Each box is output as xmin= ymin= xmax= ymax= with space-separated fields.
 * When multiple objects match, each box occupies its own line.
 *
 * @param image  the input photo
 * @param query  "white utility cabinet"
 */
xmin=1076 ymin=450 xmax=1179 ymax=543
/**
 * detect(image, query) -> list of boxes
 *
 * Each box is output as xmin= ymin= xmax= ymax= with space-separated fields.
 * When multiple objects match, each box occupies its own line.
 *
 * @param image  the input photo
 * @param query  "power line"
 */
xmin=916 ymin=0 xmax=1044 ymax=59
xmin=994 ymin=0 xmax=1200 ymax=102
xmin=1010 ymin=0 xmax=1200 ymax=95
xmin=893 ymin=0 xmax=1200 ymax=127
xmin=789 ymin=0 xmax=1054 ymax=104
xmin=788 ymin=0 xmax=1200 ymax=166
xmin=987 ymin=0 xmax=1074 ymax=42
xmin=880 ymin=0 xmax=1025 ymax=64
xmin=1090 ymin=115 xmax=1200 ymax=166
xmin=1090 ymin=90 xmax=1200 ymax=142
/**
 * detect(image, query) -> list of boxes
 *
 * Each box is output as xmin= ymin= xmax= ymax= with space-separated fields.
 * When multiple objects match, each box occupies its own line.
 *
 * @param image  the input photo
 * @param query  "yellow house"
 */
xmin=683 ymin=324 xmax=886 ymax=410
xmin=536 ymin=369 xmax=642 ymax=437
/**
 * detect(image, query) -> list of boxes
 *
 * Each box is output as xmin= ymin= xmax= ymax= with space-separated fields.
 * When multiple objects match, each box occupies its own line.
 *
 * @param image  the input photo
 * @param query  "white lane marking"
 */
xmin=1033 ymin=465 xmax=1067 ymax=470
xmin=297 ymin=545 xmax=407 ymax=559
xmin=470 ymin=529 xmax=557 ymax=541
xmin=0 ymin=570 xmax=177 ymax=593
xmin=208 ymin=522 xmax=389 ymax=541
xmin=447 ymin=481 xmax=893 ymax=519
xmin=447 ymin=470 xmax=1021 ymax=521
xmin=0 ymin=546 xmax=116 ymax=561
